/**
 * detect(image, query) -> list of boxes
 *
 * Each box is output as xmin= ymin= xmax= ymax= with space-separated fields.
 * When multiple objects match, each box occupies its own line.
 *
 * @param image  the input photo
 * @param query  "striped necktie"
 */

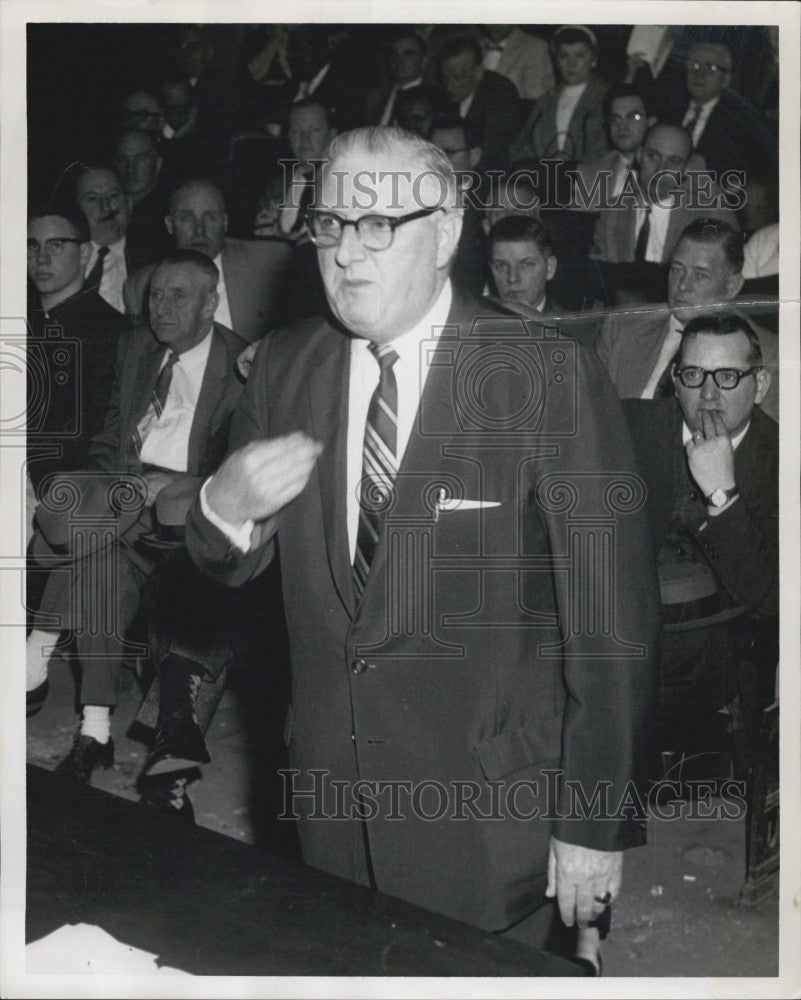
xmin=131 ymin=351 xmax=178 ymax=455
xmin=683 ymin=102 xmax=702 ymax=142
xmin=353 ymin=342 xmax=399 ymax=599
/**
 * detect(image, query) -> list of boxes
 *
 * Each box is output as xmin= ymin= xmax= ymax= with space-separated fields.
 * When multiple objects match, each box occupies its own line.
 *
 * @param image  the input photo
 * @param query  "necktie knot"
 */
xmin=369 ymin=342 xmax=399 ymax=374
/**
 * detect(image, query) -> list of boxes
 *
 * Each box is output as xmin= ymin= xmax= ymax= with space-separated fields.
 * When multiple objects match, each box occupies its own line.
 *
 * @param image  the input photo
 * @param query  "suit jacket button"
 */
xmin=689 ymin=490 xmax=699 ymax=502
xmin=351 ymin=658 xmax=368 ymax=675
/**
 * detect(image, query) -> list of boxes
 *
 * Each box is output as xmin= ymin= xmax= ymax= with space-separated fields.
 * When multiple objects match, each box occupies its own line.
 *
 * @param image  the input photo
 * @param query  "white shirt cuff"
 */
xmin=199 ymin=477 xmax=254 ymax=553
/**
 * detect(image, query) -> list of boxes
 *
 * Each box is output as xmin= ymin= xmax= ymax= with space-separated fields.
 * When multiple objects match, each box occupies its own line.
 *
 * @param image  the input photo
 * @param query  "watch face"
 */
xmin=710 ymin=489 xmax=728 ymax=507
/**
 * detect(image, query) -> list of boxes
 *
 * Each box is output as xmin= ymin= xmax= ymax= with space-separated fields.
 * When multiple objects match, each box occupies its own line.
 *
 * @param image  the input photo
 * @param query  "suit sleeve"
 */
xmin=185 ymin=335 xmax=278 ymax=587
xmin=537 ymin=344 xmax=660 ymax=851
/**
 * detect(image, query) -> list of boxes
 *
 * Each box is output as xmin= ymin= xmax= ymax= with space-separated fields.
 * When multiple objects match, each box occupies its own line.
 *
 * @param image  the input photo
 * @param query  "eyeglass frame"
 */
xmin=673 ymin=365 xmax=761 ymax=390
xmin=27 ymin=237 xmax=85 ymax=257
xmin=609 ymin=110 xmax=646 ymax=123
xmin=305 ymin=206 xmax=444 ymax=250
xmin=687 ymin=60 xmax=731 ymax=74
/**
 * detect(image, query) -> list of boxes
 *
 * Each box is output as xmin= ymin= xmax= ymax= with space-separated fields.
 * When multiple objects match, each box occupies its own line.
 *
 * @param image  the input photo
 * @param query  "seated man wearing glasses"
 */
xmin=622 ymin=311 xmax=777 ymax=785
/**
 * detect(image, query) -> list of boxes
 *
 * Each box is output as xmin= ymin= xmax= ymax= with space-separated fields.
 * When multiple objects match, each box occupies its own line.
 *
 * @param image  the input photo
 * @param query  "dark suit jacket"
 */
xmin=622 ymin=397 xmax=778 ymax=620
xmin=456 ymin=69 xmax=522 ymax=166
xmin=509 ymin=74 xmax=610 ymax=164
xmin=186 ymin=291 xmax=659 ymax=931
xmin=27 ymin=286 xmax=132 ymax=496
xmin=594 ymin=304 xmax=779 ymax=423
xmin=123 ymin=237 xmax=294 ymax=343
xmin=664 ymin=89 xmax=778 ymax=179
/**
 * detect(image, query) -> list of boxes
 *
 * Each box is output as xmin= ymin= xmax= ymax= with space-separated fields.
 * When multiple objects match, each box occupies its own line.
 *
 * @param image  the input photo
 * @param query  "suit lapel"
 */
xmin=123 ymin=334 xmax=164 ymax=452
xmin=187 ymin=325 xmax=229 ymax=475
xmin=307 ymin=329 xmax=355 ymax=617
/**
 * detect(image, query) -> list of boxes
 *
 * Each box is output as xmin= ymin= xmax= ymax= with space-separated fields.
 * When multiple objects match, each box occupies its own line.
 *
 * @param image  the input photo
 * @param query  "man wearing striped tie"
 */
xmin=187 ymin=126 xmax=659 ymax=967
xmin=28 ymin=250 xmax=247 ymax=781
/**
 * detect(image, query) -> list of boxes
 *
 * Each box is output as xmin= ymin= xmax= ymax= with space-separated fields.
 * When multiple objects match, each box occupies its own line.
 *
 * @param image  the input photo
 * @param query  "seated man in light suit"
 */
xmin=185 ymin=125 xmax=659 ymax=972
xmin=595 ymin=218 xmax=778 ymax=423
xmin=123 ymin=179 xmax=292 ymax=343
xmin=27 ymin=250 xmax=247 ymax=782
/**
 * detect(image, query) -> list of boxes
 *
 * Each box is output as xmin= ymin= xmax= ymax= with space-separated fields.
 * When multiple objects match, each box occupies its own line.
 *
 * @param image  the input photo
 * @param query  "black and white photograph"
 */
xmin=1 ymin=1 xmax=799 ymax=996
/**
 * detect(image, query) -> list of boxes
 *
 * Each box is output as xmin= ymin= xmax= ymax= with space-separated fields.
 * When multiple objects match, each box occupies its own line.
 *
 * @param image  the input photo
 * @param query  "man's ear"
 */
xmin=726 ymin=270 xmax=745 ymax=299
xmin=205 ymin=289 xmax=220 ymax=320
xmin=79 ymin=240 xmax=92 ymax=271
xmin=165 ymin=215 xmax=174 ymax=236
xmin=155 ymin=155 xmax=164 ymax=176
xmin=469 ymin=146 xmax=482 ymax=169
xmin=436 ymin=209 xmax=463 ymax=269
xmin=222 ymin=212 xmax=229 ymax=235
xmin=754 ymin=367 xmax=771 ymax=406
xmin=546 ymin=255 xmax=557 ymax=282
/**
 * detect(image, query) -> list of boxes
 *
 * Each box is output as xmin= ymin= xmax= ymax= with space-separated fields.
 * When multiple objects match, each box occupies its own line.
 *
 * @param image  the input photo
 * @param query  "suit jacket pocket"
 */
xmin=475 ymin=725 xmax=558 ymax=781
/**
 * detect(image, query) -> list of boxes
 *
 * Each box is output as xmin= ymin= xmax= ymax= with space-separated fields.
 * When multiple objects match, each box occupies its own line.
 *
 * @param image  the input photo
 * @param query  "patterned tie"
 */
xmin=683 ymin=102 xmax=702 ymax=141
xmin=634 ymin=206 xmax=651 ymax=262
xmin=131 ymin=351 xmax=178 ymax=456
xmin=85 ymin=245 xmax=109 ymax=293
xmin=353 ymin=343 xmax=399 ymax=599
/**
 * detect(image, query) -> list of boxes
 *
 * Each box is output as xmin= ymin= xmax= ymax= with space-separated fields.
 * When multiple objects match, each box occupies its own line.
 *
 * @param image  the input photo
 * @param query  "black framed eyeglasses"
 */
xmin=27 ymin=237 xmax=83 ymax=257
xmin=674 ymin=366 xmax=760 ymax=390
xmin=305 ymin=207 xmax=443 ymax=251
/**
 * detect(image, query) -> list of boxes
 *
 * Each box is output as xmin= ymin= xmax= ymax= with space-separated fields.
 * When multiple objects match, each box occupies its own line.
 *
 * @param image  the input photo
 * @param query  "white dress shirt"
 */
xmin=641 ymin=312 xmax=683 ymax=399
xmin=212 ymin=252 xmax=233 ymax=330
xmin=641 ymin=201 xmax=671 ymax=263
xmin=555 ymin=83 xmax=587 ymax=151
xmin=202 ymin=281 xmax=454 ymax=554
xmin=459 ymin=92 xmax=475 ymax=119
xmin=138 ymin=330 xmax=213 ymax=472
xmin=381 ymin=77 xmax=423 ymax=125
xmin=86 ymin=237 xmax=127 ymax=314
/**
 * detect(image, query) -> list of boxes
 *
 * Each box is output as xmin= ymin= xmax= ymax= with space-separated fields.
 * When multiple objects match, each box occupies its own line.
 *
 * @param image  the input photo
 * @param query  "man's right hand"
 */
xmin=204 ymin=432 xmax=323 ymax=527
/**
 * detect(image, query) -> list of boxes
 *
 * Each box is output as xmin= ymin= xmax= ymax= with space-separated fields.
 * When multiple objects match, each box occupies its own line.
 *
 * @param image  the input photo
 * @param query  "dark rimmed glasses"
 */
xmin=674 ymin=366 xmax=760 ymax=390
xmin=27 ymin=237 xmax=84 ymax=258
xmin=305 ymin=207 xmax=443 ymax=251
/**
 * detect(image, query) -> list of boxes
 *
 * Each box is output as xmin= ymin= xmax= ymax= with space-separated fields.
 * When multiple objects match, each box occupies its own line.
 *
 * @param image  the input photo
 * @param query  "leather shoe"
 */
xmin=140 ymin=780 xmax=195 ymax=823
xmin=26 ymin=679 xmax=49 ymax=717
xmin=145 ymin=714 xmax=210 ymax=776
xmin=54 ymin=733 xmax=114 ymax=783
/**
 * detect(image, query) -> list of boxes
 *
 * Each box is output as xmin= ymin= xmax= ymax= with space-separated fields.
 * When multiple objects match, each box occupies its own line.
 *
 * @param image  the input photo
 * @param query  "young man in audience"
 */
xmin=124 ymin=179 xmax=292 ymax=342
xmin=595 ymin=217 xmax=778 ymax=422
xmin=485 ymin=215 xmax=559 ymax=317
xmin=438 ymin=36 xmax=522 ymax=168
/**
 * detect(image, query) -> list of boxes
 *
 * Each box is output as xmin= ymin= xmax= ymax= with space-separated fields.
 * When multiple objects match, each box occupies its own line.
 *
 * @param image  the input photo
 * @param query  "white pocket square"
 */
xmin=436 ymin=496 xmax=501 ymax=512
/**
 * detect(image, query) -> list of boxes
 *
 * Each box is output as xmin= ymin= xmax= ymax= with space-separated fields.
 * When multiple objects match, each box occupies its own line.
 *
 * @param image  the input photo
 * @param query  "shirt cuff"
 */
xmin=199 ymin=476 xmax=254 ymax=553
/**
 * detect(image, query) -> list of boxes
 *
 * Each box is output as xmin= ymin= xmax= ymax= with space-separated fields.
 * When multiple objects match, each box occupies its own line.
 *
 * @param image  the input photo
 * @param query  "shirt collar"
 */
xmin=399 ymin=77 xmax=423 ymax=91
xmin=169 ymin=327 xmax=214 ymax=370
xmin=351 ymin=279 xmax=453 ymax=370
xmin=92 ymin=236 xmax=126 ymax=255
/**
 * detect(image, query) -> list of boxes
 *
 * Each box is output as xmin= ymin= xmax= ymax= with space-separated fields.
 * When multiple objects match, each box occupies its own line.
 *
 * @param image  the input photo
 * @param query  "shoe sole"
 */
xmin=146 ymin=754 xmax=209 ymax=776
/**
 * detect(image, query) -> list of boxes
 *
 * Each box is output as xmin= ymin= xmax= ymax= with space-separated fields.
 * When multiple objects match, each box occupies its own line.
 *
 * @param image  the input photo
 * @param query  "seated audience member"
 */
xmin=480 ymin=25 xmax=554 ymax=102
xmin=124 ymin=179 xmax=292 ymax=342
xmin=739 ymin=172 xmax=779 ymax=299
xmin=664 ymin=41 xmax=777 ymax=179
xmin=622 ymin=312 xmax=777 ymax=782
xmin=595 ymin=218 xmax=778 ymax=422
xmin=122 ymin=90 xmax=166 ymax=138
xmin=75 ymin=166 xmax=141 ymax=314
xmin=114 ymin=129 xmax=172 ymax=265
xmin=588 ymin=124 xmax=738 ymax=305
xmin=392 ymin=87 xmax=442 ymax=138
xmin=509 ymin=25 xmax=609 ymax=166
xmin=431 ymin=117 xmax=486 ymax=297
xmin=26 ymin=207 xmax=130 ymax=498
xmin=275 ymin=99 xmax=336 ymax=240
xmin=437 ymin=35 xmax=522 ymax=168
xmin=26 ymin=251 xmax=248 ymax=777
xmin=485 ymin=216 xmax=559 ymax=317
xmin=366 ymin=29 xmax=429 ymax=126
xmin=572 ymin=84 xmax=655 ymax=210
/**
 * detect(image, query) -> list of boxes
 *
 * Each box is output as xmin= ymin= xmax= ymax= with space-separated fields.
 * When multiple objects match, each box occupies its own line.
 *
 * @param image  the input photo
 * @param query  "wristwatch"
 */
xmin=705 ymin=486 xmax=740 ymax=509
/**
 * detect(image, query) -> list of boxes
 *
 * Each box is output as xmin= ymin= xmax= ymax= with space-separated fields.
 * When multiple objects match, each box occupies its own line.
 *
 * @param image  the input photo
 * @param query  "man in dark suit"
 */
xmin=587 ymin=124 xmax=739 ymax=305
xmin=185 ymin=126 xmax=659 ymax=959
xmin=438 ymin=36 xmax=522 ymax=168
xmin=365 ymin=29 xmax=429 ymax=127
xmin=664 ymin=42 xmax=777 ymax=180
xmin=113 ymin=129 xmax=172 ymax=267
xmin=26 ymin=207 xmax=131 ymax=497
xmin=485 ymin=215 xmax=559 ymax=316
xmin=622 ymin=312 xmax=777 ymax=780
xmin=27 ymin=251 xmax=247 ymax=781
xmin=595 ymin=218 xmax=778 ymax=422
xmin=123 ymin=179 xmax=292 ymax=342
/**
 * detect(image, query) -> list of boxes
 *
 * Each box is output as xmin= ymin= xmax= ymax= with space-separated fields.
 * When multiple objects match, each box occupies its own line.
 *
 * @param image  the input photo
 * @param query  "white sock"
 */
xmin=81 ymin=705 xmax=111 ymax=744
xmin=26 ymin=629 xmax=56 ymax=691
